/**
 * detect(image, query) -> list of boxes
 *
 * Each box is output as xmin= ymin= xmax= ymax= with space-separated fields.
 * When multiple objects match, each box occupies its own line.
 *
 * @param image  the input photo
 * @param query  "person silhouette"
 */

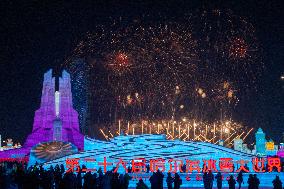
xmin=236 ymin=172 xmax=243 ymax=189
xmin=136 ymin=178 xmax=149 ymax=189
xmin=253 ymin=174 xmax=260 ymax=189
xmin=272 ymin=175 xmax=282 ymax=189
xmin=247 ymin=174 xmax=253 ymax=189
xmin=174 ymin=173 xmax=182 ymax=189
xmin=207 ymin=170 xmax=214 ymax=189
xmin=166 ymin=172 xmax=174 ymax=189
xmin=156 ymin=169 xmax=164 ymax=189
xmin=203 ymin=172 xmax=208 ymax=189
xmin=215 ymin=172 xmax=222 ymax=189
xmin=228 ymin=175 xmax=236 ymax=189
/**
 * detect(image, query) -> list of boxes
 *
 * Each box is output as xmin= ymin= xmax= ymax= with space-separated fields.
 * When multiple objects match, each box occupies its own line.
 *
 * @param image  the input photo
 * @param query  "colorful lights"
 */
xmin=100 ymin=119 xmax=251 ymax=147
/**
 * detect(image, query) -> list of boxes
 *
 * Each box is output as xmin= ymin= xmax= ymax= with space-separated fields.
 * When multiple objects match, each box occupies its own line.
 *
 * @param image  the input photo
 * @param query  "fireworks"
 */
xmin=63 ymin=9 xmax=264 ymax=143
xmin=99 ymin=119 xmax=253 ymax=147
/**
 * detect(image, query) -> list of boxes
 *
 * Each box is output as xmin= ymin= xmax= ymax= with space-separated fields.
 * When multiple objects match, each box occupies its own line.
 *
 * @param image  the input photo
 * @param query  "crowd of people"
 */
xmin=0 ymin=161 xmax=283 ymax=189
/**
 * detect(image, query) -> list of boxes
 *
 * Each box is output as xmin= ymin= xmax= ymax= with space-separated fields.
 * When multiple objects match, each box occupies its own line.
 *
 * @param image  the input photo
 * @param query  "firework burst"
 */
xmin=63 ymin=10 xmax=263 ymax=143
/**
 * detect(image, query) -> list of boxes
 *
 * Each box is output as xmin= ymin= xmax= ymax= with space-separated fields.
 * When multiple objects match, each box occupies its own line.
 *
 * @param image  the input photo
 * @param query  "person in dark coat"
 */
xmin=207 ymin=170 xmax=214 ymax=189
xmin=272 ymin=175 xmax=282 ymax=189
xmin=111 ymin=172 xmax=119 ymax=189
xmin=136 ymin=178 xmax=149 ymax=189
xmin=83 ymin=171 xmax=92 ymax=189
xmin=228 ymin=175 xmax=236 ymax=189
xmin=236 ymin=172 xmax=243 ymax=189
xmin=203 ymin=172 xmax=208 ymax=189
xmin=149 ymin=172 xmax=157 ymax=189
xmin=156 ymin=170 xmax=164 ymax=189
xmin=173 ymin=173 xmax=182 ymax=189
xmin=166 ymin=172 xmax=174 ymax=189
xmin=253 ymin=174 xmax=260 ymax=189
xmin=247 ymin=174 xmax=253 ymax=189
xmin=215 ymin=172 xmax=222 ymax=189
xmin=76 ymin=171 xmax=82 ymax=189
xmin=91 ymin=173 xmax=97 ymax=189
xmin=123 ymin=173 xmax=131 ymax=189
xmin=97 ymin=168 xmax=103 ymax=189
xmin=118 ymin=174 xmax=124 ymax=189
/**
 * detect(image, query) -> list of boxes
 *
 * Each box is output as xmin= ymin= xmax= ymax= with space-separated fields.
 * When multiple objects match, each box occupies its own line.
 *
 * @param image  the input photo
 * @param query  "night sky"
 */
xmin=0 ymin=1 xmax=283 ymax=144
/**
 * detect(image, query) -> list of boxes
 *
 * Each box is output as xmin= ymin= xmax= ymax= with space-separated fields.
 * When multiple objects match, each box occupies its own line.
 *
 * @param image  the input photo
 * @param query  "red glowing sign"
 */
xmin=186 ymin=160 xmax=201 ymax=173
xmin=252 ymin=158 xmax=265 ymax=172
xmin=65 ymin=157 xmax=281 ymax=174
xmin=66 ymin=158 xmax=80 ymax=173
xmin=132 ymin=158 xmax=146 ymax=173
xmin=150 ymin=158 xmax=165 ymax=172
xmin=168 ymin=159 xmax=183 ymax=173
xmin=203 ymin=159 xmax=218 ymax=172
xmin=267 ymin=157 xmax=281 ymax=172
xmin=219 ymin=158 xmax=234 ymax=172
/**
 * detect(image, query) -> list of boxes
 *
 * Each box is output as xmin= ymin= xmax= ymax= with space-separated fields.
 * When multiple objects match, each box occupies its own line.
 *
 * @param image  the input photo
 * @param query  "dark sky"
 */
xmin=0 ymin=0 xmax=283 ymax=144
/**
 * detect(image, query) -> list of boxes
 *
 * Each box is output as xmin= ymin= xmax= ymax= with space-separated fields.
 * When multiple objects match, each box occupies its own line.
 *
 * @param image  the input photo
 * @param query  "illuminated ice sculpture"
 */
xmin=0 ymin=69 xmax=84 ymax=158
xmin=255 ymin=128 xmax=266 ymax=156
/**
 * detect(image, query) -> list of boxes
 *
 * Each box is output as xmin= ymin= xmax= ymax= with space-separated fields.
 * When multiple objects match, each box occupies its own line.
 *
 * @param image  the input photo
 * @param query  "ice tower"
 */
xmin=255 ymin=128 xmax=266 ymax=156
xmin=0 ymin=69 xmax=84 ymax=158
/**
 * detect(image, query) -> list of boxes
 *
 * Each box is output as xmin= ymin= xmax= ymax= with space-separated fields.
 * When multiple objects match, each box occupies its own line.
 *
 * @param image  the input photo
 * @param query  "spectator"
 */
xmin=123 ymin=172 xmax=131 ymax=189
xmin=156 ymin=170 xmax=164 ymax=189
xmin=166 ymin=172 xmax=173 ymax=189
xmin=236 ymin=172 xmax=243 ymax=189
xmin=203 ymin=172 xmax=208 ymax=189
xmin=253 ymin=174 xmax=260 ymax=189
xmin=76 ymin=170 xmax=82 ymax=189
xmin=215 ymin=172 xmax=222 ymax=189
xmin=91 ymin=173 xmax=97 ymax=189
xmin=207 ymin=170 xmax=214 ymax=189
xmin=136 ymin=178 xmax=149 ymax=189
xmin=247 ymin=174 xmax=253 ymax=189
xmin=173 ymin=173 xmax=182 ymax=189
xmin=228 ymin=175 xmax=236 ymax=189
xmin=117 ymin=174 xmax=124 ymax=189
xmin=272 ymin=175 xmax=282 ymax=189
xmin=149 ymin=172 xmax=157 ymax=189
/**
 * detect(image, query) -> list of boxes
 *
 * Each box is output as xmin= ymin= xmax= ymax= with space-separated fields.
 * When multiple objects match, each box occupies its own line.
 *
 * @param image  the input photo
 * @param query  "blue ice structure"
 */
xmin=255 ymin=128 xmax=279 ymax=156
xmin=255 ymin=128 xmax=266 ymax=156
xmin=43 ymin=134 xmax=283 ymax=188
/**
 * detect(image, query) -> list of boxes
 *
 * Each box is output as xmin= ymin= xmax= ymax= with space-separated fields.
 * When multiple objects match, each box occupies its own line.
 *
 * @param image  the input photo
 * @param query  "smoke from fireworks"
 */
xmin=63 ymin=9 xmax=263 ymax=142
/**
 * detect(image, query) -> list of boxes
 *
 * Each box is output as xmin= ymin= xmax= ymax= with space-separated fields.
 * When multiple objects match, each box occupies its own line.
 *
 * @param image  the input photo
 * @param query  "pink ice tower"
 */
xmin=0 ymin=69 xmax=84 ymax=158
